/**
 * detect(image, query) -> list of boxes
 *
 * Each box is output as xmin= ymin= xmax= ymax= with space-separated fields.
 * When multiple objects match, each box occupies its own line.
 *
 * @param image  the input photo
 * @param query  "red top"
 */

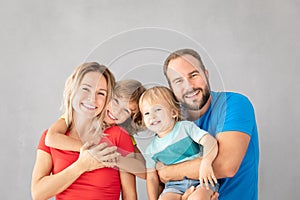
xmin=38 ymin=125 xmax=134 ymax=200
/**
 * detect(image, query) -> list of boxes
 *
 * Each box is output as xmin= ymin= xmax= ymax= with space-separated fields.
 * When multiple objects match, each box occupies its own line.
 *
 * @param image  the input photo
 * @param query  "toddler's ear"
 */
xmin=171 ymin=109 xmax=178 ymax=119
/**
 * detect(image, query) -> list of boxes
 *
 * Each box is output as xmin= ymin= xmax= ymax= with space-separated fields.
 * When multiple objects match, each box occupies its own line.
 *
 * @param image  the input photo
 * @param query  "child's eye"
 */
xmin=124 ymin=109 xmax=130 ymax=115
xmin=144 ymin=112 xmax=149 ymax=116
xmin=113 ymin=98 xmax=119 ymax=104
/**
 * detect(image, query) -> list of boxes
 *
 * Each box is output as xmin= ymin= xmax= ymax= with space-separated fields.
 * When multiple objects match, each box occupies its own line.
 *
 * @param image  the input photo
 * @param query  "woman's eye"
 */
xmin=98 ymin=92 xmax=106 ymax=96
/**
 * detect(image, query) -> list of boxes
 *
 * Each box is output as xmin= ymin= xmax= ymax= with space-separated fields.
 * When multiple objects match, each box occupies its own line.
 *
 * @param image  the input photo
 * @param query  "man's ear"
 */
xmin=205 ymin=69 xmax=209 ymax=79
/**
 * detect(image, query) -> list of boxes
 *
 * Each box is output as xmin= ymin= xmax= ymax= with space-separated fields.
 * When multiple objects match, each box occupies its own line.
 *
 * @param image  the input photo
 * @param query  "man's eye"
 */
xmin=82 ymin=87 xmax=89 ymax=92
xmin=191 ymin=72 xmax=199 ymax=78
xmin=174 ymin=79 xmax=182 ymax=84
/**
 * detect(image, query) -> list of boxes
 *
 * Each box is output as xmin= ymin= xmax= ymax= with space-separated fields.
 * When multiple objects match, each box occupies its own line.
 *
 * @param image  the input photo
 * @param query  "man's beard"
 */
xmin=181 ymin=85 xmax=210 ymax=111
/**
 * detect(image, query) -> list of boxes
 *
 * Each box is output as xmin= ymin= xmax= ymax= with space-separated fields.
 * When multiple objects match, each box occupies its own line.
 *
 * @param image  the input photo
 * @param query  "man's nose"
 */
xmin=182 ymin=78 xmax=193 ymax=90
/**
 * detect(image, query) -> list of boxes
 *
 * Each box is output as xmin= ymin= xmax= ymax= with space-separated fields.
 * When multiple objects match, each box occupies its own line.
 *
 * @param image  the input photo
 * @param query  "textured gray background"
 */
xmin=0 ymin=0 xmax=299 ymax=199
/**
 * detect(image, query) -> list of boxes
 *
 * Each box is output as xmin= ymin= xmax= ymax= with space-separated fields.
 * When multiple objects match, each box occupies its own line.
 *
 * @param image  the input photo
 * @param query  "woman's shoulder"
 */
xmin=104 ymin=125 xmax=130 ymax=138
xmin=104 ymin=125 xmax=126 ymax=133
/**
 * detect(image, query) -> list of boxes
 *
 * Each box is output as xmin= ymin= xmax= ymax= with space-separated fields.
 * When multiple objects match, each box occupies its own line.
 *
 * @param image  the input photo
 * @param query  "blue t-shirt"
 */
xmin=145 ymin=121 xmax=207 ymax=169
xmin=194 ymin=91 xmax=259 ymax=200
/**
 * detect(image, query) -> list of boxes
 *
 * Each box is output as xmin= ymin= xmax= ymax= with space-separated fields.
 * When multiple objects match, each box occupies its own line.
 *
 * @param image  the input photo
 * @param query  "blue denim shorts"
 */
xmin=161 ymin=176 xmax=219 ymax=195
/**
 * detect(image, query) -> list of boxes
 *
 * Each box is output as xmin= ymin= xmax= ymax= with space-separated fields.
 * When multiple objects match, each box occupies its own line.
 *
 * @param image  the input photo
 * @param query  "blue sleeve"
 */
xmin=219 ymin=93 xmax=256 ymax=137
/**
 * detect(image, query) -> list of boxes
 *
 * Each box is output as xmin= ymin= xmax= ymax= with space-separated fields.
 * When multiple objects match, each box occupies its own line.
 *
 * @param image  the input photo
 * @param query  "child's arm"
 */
xmin=198 ymin=134 xmax=218 ymax=189
xmin=45 ymin=118 xmax=83 ymax=151
xmin=117 ymin=152 xmax=146 ymax=179
xmin=134 ymin=145 xmax=146 ymax=179
xmin=120 ymin=170 xmax=137 ymax=200
xmin=146 ymin=169 xmax=160 ymax=200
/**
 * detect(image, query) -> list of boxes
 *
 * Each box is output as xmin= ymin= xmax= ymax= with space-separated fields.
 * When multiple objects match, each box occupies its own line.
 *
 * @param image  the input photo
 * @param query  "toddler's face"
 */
xmin=141 ymin=102 xmax=175 ymax=136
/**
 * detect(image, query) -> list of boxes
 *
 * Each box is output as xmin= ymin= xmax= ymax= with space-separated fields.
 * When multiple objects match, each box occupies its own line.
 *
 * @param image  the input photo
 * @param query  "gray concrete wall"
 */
xmin=0 ymin=0 xmax=299 ymax=199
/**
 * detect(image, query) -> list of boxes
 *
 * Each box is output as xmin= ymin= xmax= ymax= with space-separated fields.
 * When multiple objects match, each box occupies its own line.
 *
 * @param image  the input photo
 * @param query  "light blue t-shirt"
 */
xmin=145 ymin=121 xmax=207 ymax=169
xmin=194 ymin=91 xmax=259 ymax=200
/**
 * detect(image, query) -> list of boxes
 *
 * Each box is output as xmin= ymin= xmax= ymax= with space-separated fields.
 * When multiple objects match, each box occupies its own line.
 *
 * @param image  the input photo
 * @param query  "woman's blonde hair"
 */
xmin=139 ymin=86 xmax=182 ymax=124
xmin=114 ymin=79 xmax=146 ymax=134
xmin=61 ymin=62 xmax=115 ymax=130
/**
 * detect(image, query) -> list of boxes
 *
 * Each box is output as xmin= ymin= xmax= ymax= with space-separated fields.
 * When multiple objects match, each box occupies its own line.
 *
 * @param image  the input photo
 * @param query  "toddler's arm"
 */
xmin=198 ymin=134 xmax=218 ymax=189
xmin=117 ymin=151 xmax=146 ymax=180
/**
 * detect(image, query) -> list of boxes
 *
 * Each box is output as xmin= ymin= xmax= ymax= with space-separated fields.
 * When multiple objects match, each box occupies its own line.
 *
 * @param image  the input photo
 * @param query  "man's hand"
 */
xmin=155 ymin=162 xmax=169 ymax=183
xmin=181 ymin=186 xmax=219 ymax=200
xmin=181 ymin=186 xmax=195 ymax=200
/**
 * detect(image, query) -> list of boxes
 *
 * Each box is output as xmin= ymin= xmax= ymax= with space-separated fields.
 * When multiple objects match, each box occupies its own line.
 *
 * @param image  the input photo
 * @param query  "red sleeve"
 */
xmin=103 ymin=126 xmax=134 ymax=156
xmin=37 ymin=130 xmax=50 ymax=153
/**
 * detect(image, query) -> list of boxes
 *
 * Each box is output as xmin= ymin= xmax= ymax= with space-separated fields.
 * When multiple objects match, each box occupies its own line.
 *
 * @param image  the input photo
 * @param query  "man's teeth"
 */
xmin=185 ymin=91 xmax=198 ymax=98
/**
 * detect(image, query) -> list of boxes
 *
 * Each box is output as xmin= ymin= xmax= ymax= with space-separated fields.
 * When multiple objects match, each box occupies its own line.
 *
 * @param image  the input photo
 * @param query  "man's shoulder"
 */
xmin=212 ymin=91 xmax=251 ymax=103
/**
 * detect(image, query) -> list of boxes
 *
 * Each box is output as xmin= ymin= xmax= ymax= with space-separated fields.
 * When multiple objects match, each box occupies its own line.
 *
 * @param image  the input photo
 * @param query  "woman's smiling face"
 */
xmin=72 ymin=71 xmax=108 ymax=118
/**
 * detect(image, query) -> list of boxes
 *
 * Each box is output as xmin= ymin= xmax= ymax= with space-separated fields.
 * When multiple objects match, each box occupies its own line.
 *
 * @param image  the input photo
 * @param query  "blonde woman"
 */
xmin=31 ymin=62 xmax=137 ymax=200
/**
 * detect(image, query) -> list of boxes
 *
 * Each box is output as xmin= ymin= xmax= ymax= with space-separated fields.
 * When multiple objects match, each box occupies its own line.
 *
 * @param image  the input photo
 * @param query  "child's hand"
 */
xmin=199 ymin=161 xmax=218 ymax=190
xmin=87 ymin=142 xmax=120 ymax=168
xmin=77 ymin=142 xmax=106 ymax=172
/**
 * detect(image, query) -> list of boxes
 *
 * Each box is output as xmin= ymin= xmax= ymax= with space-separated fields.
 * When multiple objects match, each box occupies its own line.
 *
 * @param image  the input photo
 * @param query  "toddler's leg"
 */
xmin=159 ymin=192 xmax=182 ymax=200
xmin=187 ymin=187 xmax=213 ymax=200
